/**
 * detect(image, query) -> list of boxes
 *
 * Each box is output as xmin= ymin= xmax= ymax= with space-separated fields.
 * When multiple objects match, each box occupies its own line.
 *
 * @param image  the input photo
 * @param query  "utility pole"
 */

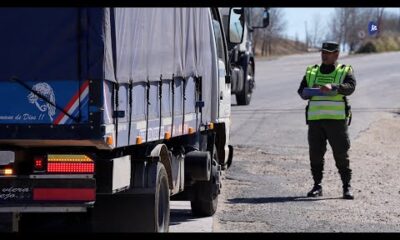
xmin=376 ymin=8 xmax=385 ymax=37
xmin=304 ymin=21 xmax=308 ymax=50
xmin=398 ymin=8 xmax=400 ymax=30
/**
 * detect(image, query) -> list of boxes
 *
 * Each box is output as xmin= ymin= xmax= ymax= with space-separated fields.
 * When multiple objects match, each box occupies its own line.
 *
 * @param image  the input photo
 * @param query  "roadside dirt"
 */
xmin=214 ymin=112 xmax=400 ymax=232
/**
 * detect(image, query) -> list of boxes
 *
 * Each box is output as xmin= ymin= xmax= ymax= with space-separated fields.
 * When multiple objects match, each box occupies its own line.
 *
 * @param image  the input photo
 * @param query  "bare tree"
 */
xmin=398 ymin=8 xmax=400 ymax=30
xmin=294 ymin=32 xmax=300 ymax=50
xmin=325 ymin=9 xmax=343 ymax=47
xmin=305 ymin=21 xmax=309 ymax=49
xmin=383 ymin=11 xmax=400 ymax=32
xmin=376 ymin=8 xmax=385 ymax=37
xmin=309 ymin=13 xmax=324 ymax=48
xmin=253 ymin=8 xmax=287 ymax=56
xmin=326 ymin=8 xmax=370 ymax=52
xmin=324 ymin=8 xmax=400 ymax=53
xmin=345 ymin=8 xmax=362 ymax=53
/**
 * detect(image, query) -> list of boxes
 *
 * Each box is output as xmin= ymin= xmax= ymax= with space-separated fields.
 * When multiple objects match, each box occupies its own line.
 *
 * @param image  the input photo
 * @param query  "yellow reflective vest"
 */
xmin=305 ymin=64 xmax=352 ymax=121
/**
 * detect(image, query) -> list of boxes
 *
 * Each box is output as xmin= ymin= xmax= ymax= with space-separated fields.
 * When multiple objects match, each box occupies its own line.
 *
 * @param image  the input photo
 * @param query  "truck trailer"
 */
xmin=0 ymin=7 xmax=241 ymax=232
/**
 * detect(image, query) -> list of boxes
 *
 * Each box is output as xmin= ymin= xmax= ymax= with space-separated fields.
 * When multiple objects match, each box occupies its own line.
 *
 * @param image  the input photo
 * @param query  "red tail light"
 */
xmin=47 ymin=162 xmax=94 ymax=173
xmin=34 ymin=156 xmax=44 ymax=171
xmin=46 ymin=154 xmax=94 ymax=174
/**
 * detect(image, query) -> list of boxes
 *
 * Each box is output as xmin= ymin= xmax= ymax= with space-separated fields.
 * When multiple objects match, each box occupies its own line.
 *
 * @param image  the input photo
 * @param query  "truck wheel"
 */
xmin=190 ymin=165 xmax=218 ymax=217
xmin=190 ymin=146 xmax=220 ymax=217
xmin=91 ymin=162 xmax=170 ymax=232
xmin=235 ymin=63 xmax=253 ymax=106
xmin=190 ymin=162 xmax=219 ymax=217
xmin=154 ymin=162 xmax=170 ymax=232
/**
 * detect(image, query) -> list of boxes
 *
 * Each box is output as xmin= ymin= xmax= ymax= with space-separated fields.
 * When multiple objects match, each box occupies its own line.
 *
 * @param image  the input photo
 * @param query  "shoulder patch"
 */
xmin=346 ymin=65 xmax=353 ymax=73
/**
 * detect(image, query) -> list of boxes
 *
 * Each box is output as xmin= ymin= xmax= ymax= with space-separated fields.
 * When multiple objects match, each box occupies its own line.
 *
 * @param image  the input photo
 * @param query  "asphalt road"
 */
xmin=171 ymin=51 xmax=400 ymax=232
xmin=213 ymin=51 xmax=400 ymax=232
xmin=230 ymin=51 xmax=400 ymax=148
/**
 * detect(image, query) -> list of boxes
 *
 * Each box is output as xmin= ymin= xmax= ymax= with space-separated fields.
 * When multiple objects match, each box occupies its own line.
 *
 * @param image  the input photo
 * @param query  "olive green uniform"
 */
xmin=298 ymin=63 xmax=356 ymax=188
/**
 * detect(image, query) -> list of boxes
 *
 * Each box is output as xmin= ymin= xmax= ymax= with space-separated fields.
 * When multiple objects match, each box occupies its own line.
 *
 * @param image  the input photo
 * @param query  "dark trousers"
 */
xmin=308 ymin=120 xmax=352 ymax=187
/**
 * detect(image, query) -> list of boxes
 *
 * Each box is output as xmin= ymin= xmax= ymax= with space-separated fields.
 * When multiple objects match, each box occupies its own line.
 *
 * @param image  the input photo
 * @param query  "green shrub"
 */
xmin=356 ymin=42 xmax=377 ymax=53
xmin=385 ymin=37 xmax=400 ymax=51
xmin=356 ymin=34 xmax=400 ymax=53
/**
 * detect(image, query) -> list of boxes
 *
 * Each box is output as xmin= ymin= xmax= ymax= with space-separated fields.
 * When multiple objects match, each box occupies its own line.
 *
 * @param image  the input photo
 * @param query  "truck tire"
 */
xmin=235 ymin=62 xmax=253 ymax=106
xmin=190 ymin=147 xmax=220 ymax=217
xmin=154 ymin=162 xmax=170 ymax=232
xmin=92 ymin=162 xmax=170 ymax=232
xmin=190 ymin=162 xmax=219 ymax=216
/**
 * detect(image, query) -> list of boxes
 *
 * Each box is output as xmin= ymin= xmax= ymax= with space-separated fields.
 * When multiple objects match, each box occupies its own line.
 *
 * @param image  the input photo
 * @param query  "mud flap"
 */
xmin=227 ymin=145 xmax=233 ymax=169
xmin=91 ymin=161 xmax=170 ymax=232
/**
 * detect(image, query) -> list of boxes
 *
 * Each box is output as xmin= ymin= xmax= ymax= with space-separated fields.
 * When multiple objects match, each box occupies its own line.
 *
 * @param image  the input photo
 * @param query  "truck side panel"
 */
xmin=101 ymin=76 xmax=198 ymax=148
xmin=0 ymin=8 xmax=218 ymax=150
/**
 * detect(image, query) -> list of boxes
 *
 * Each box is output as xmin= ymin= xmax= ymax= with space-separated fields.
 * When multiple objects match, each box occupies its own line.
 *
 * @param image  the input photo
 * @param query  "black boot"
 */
xmin=307 ymin=184 xmax=323 ymax=197
xmin=343 ymin=184 xmax=354 ymax=200
xmin=339 ymin=169 xmax=354 ymax=200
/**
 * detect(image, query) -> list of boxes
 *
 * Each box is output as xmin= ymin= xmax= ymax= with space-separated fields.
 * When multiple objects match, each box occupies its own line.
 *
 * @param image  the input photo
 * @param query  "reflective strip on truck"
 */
xmin=53 ymin=80 xmax=89 ymax=125
xmin=33 ymin=188 xmax=95 ymax=201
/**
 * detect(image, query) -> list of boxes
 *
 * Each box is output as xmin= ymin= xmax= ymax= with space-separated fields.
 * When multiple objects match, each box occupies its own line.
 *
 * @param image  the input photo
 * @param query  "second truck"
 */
xmin=220 ymin=7 xmax=270 ymax=105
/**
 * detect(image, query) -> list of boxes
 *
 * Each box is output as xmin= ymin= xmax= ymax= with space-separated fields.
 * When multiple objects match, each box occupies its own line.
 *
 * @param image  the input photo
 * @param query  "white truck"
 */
xmin=220 ymin=7 xmax=269 ymax=105
xmin=0 ymin=8 xmax=243 ymax=232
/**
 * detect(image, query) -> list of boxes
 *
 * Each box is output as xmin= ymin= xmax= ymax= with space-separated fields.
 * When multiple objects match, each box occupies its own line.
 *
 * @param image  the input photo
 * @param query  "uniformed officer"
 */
xmin=297 ymin=41 xmax=356 ymax=200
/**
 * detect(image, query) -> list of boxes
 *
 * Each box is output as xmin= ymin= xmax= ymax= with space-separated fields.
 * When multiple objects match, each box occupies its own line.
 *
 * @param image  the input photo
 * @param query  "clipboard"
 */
xmin=302 ymin=87 xmax=327 ymax=97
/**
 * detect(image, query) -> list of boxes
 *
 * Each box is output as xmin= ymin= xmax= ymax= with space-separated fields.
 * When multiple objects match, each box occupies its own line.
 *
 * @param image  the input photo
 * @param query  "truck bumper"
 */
xmin=0 ymin=176 xmax=95 ymax=212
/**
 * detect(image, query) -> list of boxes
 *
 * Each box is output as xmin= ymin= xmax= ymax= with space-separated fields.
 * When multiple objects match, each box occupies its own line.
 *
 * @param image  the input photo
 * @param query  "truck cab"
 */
xmin=220 ymin=7 xmax=269 ymax=105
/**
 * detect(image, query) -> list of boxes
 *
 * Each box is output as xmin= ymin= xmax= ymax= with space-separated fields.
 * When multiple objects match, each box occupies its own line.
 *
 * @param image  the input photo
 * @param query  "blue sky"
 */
xmin=282 ymin=8 xmax=400 ymax=43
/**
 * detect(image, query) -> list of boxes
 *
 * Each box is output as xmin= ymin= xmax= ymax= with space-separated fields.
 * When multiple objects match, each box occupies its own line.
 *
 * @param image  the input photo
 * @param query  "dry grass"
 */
xmin=255 ymin=37 xmax=308 ymax=57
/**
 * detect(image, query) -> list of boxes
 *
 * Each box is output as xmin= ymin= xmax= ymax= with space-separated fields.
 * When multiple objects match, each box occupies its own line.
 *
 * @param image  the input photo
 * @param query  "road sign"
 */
xmin=368 ymin=21 xmax=378 ymax=35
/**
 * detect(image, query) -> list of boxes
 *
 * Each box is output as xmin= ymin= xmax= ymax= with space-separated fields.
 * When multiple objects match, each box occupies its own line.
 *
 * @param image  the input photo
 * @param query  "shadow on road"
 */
xmin=227 ymin=196 xmax=343 ymax=204
xmin=169 ymin=208 xmax=199 ymax=226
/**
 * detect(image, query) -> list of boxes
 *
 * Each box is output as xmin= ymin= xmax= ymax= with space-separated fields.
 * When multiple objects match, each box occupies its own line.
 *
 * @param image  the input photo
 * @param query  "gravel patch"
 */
xmin=214 ymin=112 xmax=400 ymax=232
